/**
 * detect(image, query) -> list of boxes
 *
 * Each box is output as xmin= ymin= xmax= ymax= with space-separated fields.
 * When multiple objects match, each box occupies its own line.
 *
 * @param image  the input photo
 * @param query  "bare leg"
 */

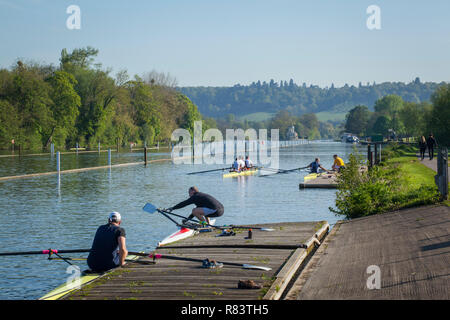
xmin=192 ymin=207 xmax=206 ymax=222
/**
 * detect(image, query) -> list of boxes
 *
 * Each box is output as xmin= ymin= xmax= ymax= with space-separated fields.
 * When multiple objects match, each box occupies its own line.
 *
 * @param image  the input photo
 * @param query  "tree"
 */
xmin=46 ymin=71 xmax=81 ymax=147
xmin=345 ymin=105 xmax=370 ymax=136
xmin=371 ymin=115 xmax=391 ymax=136
xmin=429 ymin=84 xmax=450 ymax=146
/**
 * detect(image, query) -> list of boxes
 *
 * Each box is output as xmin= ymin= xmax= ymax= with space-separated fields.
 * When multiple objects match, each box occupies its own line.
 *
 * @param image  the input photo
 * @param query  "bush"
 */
xmin=330 ymin=149 xmax=439 ymax=219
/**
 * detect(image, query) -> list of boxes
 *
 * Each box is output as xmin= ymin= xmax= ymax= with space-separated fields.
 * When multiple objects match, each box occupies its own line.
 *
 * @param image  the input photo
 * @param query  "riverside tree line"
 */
xmin=344 ymin=88 xmax=450 ymax=146
xmin=0 ymin=47 xmax=202 ymax=151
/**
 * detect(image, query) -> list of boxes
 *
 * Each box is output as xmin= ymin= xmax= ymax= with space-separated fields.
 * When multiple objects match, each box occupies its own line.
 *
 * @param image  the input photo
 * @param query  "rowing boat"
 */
xmin=158 ymin=219 xmax=216 ymax=247
xmin=39 ymin=254 xmax=140 ymax=300
xmin=223 ymin=168 xmax=258 ymax=178
xmin=304 ymin=172 xmax=320 ymax=182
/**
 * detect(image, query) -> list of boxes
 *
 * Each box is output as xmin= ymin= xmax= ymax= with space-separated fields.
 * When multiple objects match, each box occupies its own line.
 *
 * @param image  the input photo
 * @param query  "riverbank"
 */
xmin=331 ymin=144 xmax=442 ymax=219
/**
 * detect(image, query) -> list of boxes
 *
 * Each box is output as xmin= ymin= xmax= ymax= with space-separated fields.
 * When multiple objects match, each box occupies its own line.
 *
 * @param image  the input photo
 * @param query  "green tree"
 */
xmin=429 ymin=84 xmax=450 ymax=146
xmin=345 ymin=105 xmax=370 ymax=136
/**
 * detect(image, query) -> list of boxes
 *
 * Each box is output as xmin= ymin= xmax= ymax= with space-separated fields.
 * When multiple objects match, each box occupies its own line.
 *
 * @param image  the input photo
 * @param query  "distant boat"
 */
xmin=341 ymin=133 xmax=359 ymax=143
xmin=346 ymin=136 xmax=360 ymax=143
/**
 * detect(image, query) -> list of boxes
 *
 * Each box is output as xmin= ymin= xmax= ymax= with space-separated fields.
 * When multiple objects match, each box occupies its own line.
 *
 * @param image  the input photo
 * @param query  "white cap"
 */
xmin=108 ymin=211 xmax=122 ymax=222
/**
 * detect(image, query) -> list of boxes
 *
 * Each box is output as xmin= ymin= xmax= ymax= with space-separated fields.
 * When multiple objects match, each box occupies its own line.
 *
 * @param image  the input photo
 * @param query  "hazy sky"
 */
xmin=0 ymin=0 xmax=449 ymax=87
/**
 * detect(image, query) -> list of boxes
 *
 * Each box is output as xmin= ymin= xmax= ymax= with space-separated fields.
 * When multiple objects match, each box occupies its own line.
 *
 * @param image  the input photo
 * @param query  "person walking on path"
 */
xmin=426 ymin=133 xmax=437 ymax=160
xmin=419 ymin=136 xmax=427 ymax=160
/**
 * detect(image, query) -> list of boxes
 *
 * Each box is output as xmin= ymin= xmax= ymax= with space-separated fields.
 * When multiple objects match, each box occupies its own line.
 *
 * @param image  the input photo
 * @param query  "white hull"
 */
xmin=158 ymin=219 xmax=215 ymax=246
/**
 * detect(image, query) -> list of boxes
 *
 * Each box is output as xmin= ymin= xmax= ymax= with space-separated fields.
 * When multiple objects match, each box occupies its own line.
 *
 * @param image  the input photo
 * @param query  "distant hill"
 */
xmin=179 ymin=78 xmax=445 ymax=120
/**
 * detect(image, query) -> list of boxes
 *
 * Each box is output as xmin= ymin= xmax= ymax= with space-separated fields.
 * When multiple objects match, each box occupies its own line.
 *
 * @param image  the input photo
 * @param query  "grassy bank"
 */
xmin=330 ymin=144 xmax=440 ymax=219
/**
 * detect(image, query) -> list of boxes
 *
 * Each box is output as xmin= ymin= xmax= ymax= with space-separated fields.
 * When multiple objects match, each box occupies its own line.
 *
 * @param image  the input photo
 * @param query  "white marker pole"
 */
xmin=56 ymin=151 xmax=61 ymax=175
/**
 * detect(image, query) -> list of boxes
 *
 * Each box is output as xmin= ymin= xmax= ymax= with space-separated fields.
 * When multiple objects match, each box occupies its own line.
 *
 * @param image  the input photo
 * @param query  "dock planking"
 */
xmin=63 ymin=221 xmax=328 ymax=300
xmin=299 ymin=173 xmax=338 ymax=189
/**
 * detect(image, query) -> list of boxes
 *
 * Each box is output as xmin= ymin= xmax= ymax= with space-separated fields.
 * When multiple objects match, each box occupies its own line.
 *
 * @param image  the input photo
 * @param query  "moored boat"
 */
xmin=39 ymin=254 xmax=140 ymax=300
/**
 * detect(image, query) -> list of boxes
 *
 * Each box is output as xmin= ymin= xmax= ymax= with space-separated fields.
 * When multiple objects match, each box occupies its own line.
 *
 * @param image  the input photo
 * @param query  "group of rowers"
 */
xmin=231 ymin=156 xmax=254 ymax=172
xmin=86 ymin=155 xmax=346 ymax=273
xmin=308 ymin=154 xmax=345 ymax=173
xmin=87 ymin=186 xmax=223 ymax=273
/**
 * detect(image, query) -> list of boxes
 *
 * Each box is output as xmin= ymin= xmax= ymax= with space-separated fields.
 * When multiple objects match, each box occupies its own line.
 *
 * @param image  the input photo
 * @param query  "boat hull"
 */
xmin=39 ymin=254 xmax=139 ymax=300
xmin=223 ymin=169 xmax=258 ymax=178
xmin=158 ymin=219 xmax=216 ymax=246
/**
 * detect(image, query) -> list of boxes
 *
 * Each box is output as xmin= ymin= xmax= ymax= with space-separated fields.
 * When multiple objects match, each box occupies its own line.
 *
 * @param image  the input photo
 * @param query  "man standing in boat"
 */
xmin=168 ymin=186 xmax=224 ymax=225
xmin=87 ymin=212 xmax=128 ymax=272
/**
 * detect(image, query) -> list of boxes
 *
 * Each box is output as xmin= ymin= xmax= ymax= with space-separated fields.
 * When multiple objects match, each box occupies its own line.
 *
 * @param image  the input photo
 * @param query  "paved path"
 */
xmin=418 ymin=156 xmax=449 ymax=182
xmin=286 ymin=205 xmax=450 ymax=300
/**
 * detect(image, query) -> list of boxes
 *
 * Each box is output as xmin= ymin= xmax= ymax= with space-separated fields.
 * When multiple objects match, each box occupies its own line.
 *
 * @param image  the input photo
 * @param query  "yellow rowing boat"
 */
xmin=223 ymin=168 xmax=258 ymax=178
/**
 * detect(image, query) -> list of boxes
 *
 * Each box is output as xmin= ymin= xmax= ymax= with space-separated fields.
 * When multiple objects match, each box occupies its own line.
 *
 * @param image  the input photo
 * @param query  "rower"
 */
xmin=168 ymin=186 xmax=224 ymax=225
xmin=87 ymin=212 xmax=128 ymax=272
xmin=332 ymin=154 xmax=345 ymax=172
xmin=245 ymin=156 xmax=254 ymax=169
xmin=238 ymin=156 xmax=246 ymax=171
xmin=308 ymin=158 xmax=327 ymax=174
xmin=232 ymin=158 xmax=240 ymax=172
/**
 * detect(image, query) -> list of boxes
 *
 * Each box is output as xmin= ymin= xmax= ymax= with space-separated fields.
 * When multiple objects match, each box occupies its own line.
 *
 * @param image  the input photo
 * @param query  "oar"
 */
xmin=143 ymin=203 xmax=201 ymax=227
xmin=259 ymin=166 xmax=309 ymax=177
xmin=129 ymin=252 xmax=272 ymax=271
xmin=143 ymin=203 xmax=276 ymax=232
xmin=0 ymin=249 xmax=91 ymax=257
xmin=187 ymin=167 xmax=232 ymax=175
xmin=48 ymin=257 xmax=155 ymax=265
xmin=224 ymin=225 xmax=275 ymax=232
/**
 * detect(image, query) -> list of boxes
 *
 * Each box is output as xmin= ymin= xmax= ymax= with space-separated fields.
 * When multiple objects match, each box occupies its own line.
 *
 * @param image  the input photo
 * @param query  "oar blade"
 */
xmin=142 ymin=203 xmax=158 ymax=214
xmin=242 ymin=264 xmax=272 ymax=271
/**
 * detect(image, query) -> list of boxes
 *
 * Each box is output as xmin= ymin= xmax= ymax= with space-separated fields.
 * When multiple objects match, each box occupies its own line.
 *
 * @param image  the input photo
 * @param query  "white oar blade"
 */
xmin=242 ymin=264 xmax=272 ymax=271
xmin=260 ymin=228 xmax=275 ymax=232
xmin=143 ymin=203 xmax=158 ymax=214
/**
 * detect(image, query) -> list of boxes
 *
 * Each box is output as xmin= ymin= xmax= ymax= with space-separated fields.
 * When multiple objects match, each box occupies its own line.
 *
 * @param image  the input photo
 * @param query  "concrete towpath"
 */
xmin=285 ymin=205 xmax=450 ymax=300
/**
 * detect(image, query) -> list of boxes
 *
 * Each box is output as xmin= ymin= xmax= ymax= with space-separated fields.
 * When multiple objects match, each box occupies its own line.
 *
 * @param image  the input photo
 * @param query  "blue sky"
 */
xmin=0 ymin=0 xmax=449 ymax=87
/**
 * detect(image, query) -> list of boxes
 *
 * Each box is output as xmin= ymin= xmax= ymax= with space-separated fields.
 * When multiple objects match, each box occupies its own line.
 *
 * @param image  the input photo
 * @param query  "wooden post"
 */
xmin=435 ymin=147 xmax=448 ymax=200
xmin=367 ymin=144 xmax=372 ymax=168
xmin=144 ymin=147 xmax=148 ymax=166
xmin=374 ymin=144 xmax=378 ymax=165
xmin=117 ymin=138 xmax=120 ymax=153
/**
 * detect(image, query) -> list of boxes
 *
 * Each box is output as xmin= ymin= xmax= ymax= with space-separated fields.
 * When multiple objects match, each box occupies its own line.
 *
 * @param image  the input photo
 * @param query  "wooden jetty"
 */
xmin=61 ymin=221 xmax=329 ymax=300
xmin=285 ymin=205 xmax=450 ymax=300
xmin=299 ymin=173 xmax=338 ymax=189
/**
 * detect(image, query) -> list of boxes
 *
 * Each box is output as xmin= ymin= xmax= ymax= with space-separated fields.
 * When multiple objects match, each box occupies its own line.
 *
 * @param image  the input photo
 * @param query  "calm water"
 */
xmin=0 ymin=142 xmax=361 ymax=299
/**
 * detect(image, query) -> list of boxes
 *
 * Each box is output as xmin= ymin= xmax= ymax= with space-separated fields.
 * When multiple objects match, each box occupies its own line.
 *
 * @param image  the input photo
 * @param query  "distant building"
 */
xmin=286 ymin=125 xmax=299 ymax=140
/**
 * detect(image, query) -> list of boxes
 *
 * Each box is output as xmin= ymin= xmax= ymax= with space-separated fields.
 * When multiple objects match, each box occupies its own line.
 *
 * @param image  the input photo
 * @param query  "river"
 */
xmin=0 ymin=141 xmax=362 ymax=299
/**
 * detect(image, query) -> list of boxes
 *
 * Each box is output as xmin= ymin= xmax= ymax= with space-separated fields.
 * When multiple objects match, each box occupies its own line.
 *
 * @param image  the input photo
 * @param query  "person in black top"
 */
xmin=426 ymin=133 xmax=437 ymax=160
xmin=308 ymin=158 xmax=327 ymax=173
xmin=168 ymin=186 xmax=224 ymax=224
xmin=87 ymin=212 xmax=128 ymax=272
xmin=418 ymin=136 xmax=427 ymax=160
